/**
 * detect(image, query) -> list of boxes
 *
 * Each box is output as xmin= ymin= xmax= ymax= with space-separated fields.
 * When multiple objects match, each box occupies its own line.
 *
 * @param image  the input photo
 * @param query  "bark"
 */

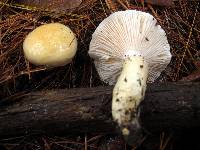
xmin=0 ymin=82 xmax=200 ymax=138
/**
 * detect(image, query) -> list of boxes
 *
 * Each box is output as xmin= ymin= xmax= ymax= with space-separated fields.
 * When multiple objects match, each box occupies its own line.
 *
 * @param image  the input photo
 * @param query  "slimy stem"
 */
xmin=112 ymin=55 xmax=148 ymax=136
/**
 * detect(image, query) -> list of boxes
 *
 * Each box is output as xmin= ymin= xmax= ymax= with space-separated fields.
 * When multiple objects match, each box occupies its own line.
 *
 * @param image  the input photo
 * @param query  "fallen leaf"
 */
xmin=12 ymin=0 xmax=96 ymax=13
xmin=15 ymin=0 xmax=82 ymax=10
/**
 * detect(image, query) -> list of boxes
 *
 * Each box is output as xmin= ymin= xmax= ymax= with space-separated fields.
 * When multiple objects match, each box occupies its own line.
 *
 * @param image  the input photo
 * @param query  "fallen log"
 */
xmin=0 ymin=82 xmax=200 ymax=138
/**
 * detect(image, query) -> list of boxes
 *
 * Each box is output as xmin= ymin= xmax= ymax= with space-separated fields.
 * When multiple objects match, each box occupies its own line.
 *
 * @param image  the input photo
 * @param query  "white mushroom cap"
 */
xmin=89 ymin=10 xmax=171 ymax=85
xmin=23 ymin=23 xmax=77 ymax=67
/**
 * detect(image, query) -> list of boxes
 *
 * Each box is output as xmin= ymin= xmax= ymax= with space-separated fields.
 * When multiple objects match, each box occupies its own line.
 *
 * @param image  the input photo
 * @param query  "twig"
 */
xmin=175 ymin=4 xmax=199 ymax=80
xmin=105 ymin=0 xmax=117 ymax=12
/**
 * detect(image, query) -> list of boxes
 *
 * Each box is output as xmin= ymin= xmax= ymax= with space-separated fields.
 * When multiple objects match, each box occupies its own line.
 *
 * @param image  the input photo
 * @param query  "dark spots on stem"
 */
xmin=141 ymin=88 xmax=144 ymax=96
xmin=129 ymin=96 xmax=133 ymax=102
xmin=118 ymin=109 xmax=122 ymax=112
xmin=116 ymin=98 xmax=120 ymax=102
xmin=145 ymin=37 xmax=149 ymax=41
xmin=137 ymin=79 xmax=142 ymax=86
xmin=140 ymin=65 xmax=143 ymax=68
xmin=125 ymin=110 xmax=129 ymax=115
xmin=124 ymin=77 xmax=127 ymax=82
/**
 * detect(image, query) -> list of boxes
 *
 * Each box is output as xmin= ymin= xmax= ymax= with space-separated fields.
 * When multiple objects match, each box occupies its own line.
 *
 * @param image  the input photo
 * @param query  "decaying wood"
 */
xmin=0 ymin=82 xmax=200 ymax=138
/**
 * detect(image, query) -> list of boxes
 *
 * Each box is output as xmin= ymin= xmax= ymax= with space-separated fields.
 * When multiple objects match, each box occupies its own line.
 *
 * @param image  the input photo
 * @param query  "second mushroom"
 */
xmin=89 ymin=10 xmax=171 ymax=141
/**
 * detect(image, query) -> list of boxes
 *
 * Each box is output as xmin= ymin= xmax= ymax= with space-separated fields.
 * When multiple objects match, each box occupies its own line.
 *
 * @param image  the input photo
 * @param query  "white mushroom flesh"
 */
xmin=89 ymin=10 xmax=171 ymax=137
xmin=112 ymin=55 xmax=148 ymax=134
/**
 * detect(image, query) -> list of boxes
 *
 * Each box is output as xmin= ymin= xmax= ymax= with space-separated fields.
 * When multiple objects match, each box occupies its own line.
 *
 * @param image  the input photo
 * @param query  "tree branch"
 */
xmin=0 ymin=82 xmax=200 ymax=138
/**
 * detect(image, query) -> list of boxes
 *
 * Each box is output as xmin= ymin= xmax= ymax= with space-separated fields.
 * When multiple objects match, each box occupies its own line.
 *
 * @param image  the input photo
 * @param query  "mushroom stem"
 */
xmin=112 ymin=55 xmax=148 ymax=136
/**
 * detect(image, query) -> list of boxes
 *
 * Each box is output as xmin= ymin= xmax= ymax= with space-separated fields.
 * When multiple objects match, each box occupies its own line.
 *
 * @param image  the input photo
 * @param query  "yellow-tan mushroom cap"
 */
xmin=23 ymin=23 xmax=77 ymax=67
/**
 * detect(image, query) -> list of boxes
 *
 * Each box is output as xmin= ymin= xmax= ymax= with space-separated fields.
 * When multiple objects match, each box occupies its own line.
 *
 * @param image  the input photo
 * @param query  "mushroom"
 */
xmin=23 ymin=23 xmax=77 ymax=67
xmin=89 ymin=10 xmax=171 ymax=140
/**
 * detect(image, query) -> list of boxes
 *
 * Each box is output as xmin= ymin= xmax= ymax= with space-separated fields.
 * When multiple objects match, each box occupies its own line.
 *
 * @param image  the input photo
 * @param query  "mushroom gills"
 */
xmin=112 ymin=55 xmax=148 ymax=136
